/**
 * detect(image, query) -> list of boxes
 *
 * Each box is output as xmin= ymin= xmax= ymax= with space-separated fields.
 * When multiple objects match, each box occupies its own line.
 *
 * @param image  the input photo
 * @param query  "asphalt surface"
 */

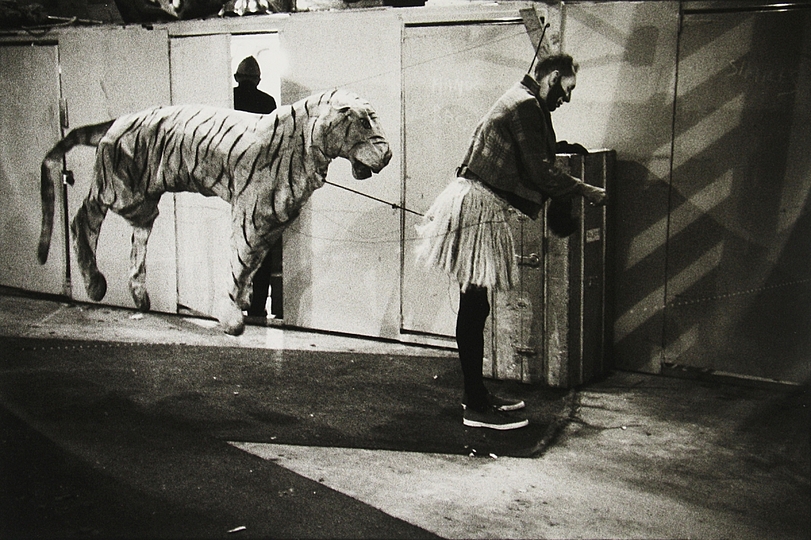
xmin=0 ymin=337 xmax=453 ymax=539
xmin=0 ymin=290 xmax=809 ymax=539
xmin=0 ymin=335 xmax=570 ymax=539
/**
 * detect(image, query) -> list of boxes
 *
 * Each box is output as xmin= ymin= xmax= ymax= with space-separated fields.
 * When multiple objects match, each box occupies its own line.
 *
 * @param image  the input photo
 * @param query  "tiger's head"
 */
xmin=315 ymin=90 xmax=392 ymax=180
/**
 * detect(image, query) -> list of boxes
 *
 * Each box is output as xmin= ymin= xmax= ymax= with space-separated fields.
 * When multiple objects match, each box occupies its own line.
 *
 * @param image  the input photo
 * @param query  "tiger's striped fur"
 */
xmin=38 ymin=89 xmax=391 ymax=335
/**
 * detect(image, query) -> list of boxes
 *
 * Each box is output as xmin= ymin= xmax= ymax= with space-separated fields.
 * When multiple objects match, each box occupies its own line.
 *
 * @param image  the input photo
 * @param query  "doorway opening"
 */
xmin=230 ymin=34 xmax=286 ymax=322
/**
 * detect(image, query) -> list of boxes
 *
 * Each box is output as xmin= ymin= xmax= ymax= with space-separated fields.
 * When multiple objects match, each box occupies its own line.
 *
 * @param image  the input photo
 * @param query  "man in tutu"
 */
xmin=416 ymin=53 xmax=607 ymax=430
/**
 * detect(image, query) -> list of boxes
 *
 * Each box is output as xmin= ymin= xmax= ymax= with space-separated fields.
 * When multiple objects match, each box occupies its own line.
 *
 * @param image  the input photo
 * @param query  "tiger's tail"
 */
xmin=38 ymin=120 xmax=114 ymax=264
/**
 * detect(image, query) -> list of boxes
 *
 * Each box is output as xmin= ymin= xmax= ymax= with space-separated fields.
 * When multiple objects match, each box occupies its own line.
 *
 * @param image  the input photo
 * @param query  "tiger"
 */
xmin=37 ymin=89 xmax=392 ymax=336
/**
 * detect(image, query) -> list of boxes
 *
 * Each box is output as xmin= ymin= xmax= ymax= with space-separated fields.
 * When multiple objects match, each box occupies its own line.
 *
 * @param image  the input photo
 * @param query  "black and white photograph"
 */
xmin=0 ymin=0 xmax=808 ymax=538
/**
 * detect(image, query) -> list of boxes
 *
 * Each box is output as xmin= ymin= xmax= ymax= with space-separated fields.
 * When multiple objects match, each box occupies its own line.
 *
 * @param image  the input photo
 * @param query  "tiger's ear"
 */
xmin=329 ymin=90 xmax=356 ymax=114
xmin=331 ymin=101 xmax=352 ymax=115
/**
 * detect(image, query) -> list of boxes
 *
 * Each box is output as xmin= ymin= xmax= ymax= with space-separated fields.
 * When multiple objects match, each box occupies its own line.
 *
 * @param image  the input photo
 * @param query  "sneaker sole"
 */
xmin=463 ymin=417 xmax=529 ymax=430
xmin=462 ymin=401 xmax=526 ymax=412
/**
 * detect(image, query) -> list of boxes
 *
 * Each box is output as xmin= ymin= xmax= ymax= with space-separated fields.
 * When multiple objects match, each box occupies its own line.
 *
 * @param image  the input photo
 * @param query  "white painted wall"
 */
xmin=279 ymin=9 xmax=403 ymax=339
xmin=0 ymin=44 xmax=64 ymax=296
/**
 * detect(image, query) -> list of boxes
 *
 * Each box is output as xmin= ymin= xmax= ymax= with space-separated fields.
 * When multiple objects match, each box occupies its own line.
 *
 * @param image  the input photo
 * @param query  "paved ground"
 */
xmin=0 ymin=289 xmax=808 ymax=539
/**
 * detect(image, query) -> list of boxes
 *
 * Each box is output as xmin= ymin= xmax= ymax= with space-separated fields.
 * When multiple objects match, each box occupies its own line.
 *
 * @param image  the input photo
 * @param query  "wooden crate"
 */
xmin=484 ymin=150 xmax=615 ymax=388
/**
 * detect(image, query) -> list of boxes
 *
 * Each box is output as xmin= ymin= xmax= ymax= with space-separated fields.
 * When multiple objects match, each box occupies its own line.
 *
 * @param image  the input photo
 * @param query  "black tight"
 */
xmin=456 ymin=285 xmax=490 ymax=410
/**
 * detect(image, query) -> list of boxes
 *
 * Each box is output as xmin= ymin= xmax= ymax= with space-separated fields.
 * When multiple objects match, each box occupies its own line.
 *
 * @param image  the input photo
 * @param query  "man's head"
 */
xmin=533 ymin=54 xmax=578 ymax=111
xmin=235 ymin=56 xmax=261 ymax=87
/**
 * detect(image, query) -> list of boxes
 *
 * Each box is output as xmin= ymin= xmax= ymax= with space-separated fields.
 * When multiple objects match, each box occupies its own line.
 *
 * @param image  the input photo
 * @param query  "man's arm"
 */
xmin=580 ymin=182 xmax=607 ymax=206
xmin=513 ymin=100 xmax=607 ymax=206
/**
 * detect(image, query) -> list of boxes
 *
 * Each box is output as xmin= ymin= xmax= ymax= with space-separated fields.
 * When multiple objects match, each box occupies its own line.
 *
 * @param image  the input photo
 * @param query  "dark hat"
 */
xmin=236 ymin=56 xmax=261 ymax=77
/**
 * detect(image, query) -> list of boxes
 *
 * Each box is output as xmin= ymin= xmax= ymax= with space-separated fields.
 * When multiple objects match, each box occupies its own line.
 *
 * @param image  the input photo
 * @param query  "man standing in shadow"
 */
xmin=233 ymin=56 xmax=283 ymax=322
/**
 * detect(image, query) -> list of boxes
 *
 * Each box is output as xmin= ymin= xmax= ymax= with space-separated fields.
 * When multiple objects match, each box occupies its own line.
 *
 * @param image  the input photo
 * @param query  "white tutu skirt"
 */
xmin=415 ymin=177 xmax=516 ymax=292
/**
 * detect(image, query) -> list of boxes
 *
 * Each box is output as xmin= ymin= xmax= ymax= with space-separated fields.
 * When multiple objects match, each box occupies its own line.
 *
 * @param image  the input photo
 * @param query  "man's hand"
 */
xmin=581 ymin=183 xmax=607 ymax=206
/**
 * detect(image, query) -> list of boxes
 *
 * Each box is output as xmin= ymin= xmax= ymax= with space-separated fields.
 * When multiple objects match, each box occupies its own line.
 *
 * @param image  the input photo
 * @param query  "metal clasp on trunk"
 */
xmin=516 ymin=252 xmax=541 ymax=267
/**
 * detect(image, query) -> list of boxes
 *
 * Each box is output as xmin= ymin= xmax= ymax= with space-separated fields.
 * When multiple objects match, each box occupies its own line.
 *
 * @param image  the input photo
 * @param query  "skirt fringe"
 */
xmin=415 ymin=177 xmax=515 ymax=292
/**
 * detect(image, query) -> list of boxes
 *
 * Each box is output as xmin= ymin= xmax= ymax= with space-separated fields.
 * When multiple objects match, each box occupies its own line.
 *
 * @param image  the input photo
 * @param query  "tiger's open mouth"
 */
xmin=352 ymin=161 xmax=373 ymax=180
xmin=349 ymin=140 xmax=391 ymax=180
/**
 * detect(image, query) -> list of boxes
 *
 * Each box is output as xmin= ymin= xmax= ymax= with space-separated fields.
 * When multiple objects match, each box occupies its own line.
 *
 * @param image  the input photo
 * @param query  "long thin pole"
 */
xmin=526 ymin=22 xmax=550 ymax=75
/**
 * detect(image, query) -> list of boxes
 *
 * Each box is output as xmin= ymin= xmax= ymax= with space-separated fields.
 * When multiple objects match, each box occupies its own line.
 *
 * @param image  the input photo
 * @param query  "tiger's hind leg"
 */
xmin=71 ymin=197 xmax=108 ymax=301
xmin=128 ymin=220 xmax=154 ymax=312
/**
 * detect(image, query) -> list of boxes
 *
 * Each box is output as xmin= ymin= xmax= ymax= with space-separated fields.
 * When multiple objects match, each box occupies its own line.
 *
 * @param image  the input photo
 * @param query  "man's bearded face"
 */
xmin=546 ymin=75 xmax=576 ymax=111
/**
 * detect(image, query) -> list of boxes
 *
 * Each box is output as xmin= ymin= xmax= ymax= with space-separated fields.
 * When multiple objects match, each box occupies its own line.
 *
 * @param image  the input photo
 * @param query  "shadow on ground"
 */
xmin=0 ymin=337 xmax=572 ymax=458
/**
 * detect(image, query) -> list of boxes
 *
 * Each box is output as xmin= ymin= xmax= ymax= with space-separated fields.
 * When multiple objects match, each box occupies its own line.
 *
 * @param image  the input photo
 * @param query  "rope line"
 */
xmin=668 ymin=277 xmax=811 ymax=307
xmin=324 ymin=180 xmax=424 ymax=216
xmin=285 ymin=215 xmax=512 ymax=245
xmin=331 ymin=26 xmax=531 ymax=92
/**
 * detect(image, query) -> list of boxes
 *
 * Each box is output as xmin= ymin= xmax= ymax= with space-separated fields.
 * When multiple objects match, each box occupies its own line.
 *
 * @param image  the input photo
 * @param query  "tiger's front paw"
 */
xmin=222 ymin=319 xmax=245 ymax=336
xmin=217 ymin=301 xmax=245 ymax=336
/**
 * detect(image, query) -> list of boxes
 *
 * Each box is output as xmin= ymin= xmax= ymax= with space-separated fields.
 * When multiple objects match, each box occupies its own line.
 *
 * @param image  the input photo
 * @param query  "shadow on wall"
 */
xmin=562 ymin=2 xmax=680 ymax=375
xmin=662 ymin=9 xmax=811 ymax=382
xmin=281 ymin=79 xmax=311 ymax=107
xmin=609 ymin=159 xmax=670 ymax=372
xmin=580 ymin=3 xmax=810 ymax=384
